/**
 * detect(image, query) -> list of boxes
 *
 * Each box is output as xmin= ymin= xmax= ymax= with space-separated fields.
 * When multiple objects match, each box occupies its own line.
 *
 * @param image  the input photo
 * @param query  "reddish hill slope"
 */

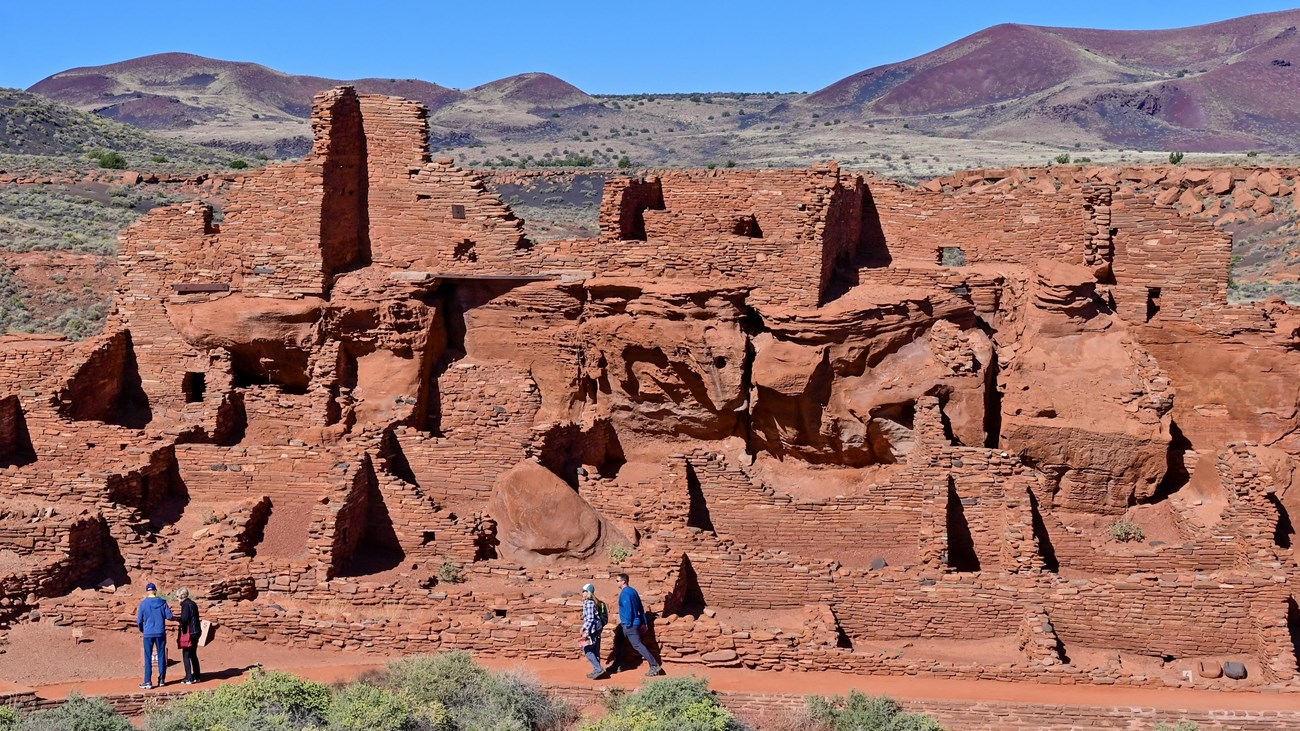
xmin=28 ymin=54 xmax=598 ymax=154
xmin=30 ymin=53 xmax=464 ymax=122
xmin=798 ymin=10 xmax=1300 ymax=152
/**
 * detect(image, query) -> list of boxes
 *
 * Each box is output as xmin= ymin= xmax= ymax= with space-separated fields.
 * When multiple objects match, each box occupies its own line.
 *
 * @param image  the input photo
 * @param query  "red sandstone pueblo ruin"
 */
xmin=3 ymin=86 xmax=1300 ymax=693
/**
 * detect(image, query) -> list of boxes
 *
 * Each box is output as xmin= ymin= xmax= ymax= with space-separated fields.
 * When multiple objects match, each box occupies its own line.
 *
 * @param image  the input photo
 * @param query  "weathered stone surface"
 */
xmin=2 ymin=87 xmax=1299 ymax=697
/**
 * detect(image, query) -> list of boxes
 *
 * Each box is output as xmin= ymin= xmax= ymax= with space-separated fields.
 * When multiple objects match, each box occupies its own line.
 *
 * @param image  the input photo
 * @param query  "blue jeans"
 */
xmin=143 ymin=634 xmax=167 ymax=684
xmin=623 ymin=624 xmax=658 ymax=667
xmin=583 ymin=636 xmax=602 ymax=673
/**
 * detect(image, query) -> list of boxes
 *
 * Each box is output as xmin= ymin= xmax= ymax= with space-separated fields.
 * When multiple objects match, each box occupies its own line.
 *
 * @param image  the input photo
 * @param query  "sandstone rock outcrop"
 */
xmin=2 ymin=87 xmax=1300 ymax=694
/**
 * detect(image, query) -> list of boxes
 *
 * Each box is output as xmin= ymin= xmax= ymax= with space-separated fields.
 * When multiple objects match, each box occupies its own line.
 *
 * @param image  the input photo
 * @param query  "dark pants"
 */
xmin=582 ymin=636 xmax=602 ymax=673
xmin=143 ymin=634 xmax=167 ymax=684
xmin=622 ymin=624 xmax=659 ymax=668
xmin=181 ymin=637 xmax=201 ymax=681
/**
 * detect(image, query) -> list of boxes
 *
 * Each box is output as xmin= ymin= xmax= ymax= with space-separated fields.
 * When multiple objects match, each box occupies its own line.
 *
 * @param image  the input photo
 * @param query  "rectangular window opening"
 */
xmin=939 ymin=247 xmax=967 ymax=267
xmin=182 ymin=372 xmax=206 ymax=403
xmin=451 ymin=204 xmax=467 ymax=220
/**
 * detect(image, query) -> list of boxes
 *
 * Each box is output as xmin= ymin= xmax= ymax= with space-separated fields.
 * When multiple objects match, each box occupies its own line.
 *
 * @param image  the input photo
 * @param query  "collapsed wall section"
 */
xmin=539 ymin=165 xmax=874 ymax=306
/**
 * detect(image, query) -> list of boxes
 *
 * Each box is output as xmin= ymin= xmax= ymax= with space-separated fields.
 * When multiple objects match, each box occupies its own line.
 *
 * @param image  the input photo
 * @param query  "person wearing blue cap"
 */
xmin=136 ymin=582 xmax=174 ymax=689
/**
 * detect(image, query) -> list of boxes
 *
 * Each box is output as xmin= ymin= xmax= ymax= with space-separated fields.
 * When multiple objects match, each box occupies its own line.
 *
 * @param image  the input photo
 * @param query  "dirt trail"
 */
xmin=16 ymin=645 xmax=1300 ymax=715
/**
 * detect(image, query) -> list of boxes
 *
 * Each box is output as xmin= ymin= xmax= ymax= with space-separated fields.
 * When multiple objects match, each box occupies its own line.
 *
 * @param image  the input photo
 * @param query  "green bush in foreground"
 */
xmin=807 ymin=691 xmax=945 ymax=731
xmin=326 ymin=683 xmax=427 ymax=731
xmin=362 ymin=651 xmax=572 ymax=731
xmin=585 ymin=676 xmax=743 ymax=731
xmin=145 ymin=668 xmax=330 ymax=731
xmin=0 ymin=707 xmax=16 ymax=731
xmin=18 ymin=693 xmax=133 ymax=731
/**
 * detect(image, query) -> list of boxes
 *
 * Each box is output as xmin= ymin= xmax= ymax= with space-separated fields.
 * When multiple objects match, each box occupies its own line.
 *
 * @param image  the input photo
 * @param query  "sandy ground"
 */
xmin=0 ymin=623 xmax=373 ymax=687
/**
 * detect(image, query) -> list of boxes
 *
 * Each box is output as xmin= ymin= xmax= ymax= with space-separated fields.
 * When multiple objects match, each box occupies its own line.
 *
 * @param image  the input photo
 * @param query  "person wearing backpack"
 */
xmin=579 ymin=582 xmax=608 ymax=679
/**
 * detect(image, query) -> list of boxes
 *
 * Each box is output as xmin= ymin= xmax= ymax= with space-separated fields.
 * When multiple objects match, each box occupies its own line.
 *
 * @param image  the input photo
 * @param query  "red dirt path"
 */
xmin=8 ymin=625 xmax=1300 ymax=716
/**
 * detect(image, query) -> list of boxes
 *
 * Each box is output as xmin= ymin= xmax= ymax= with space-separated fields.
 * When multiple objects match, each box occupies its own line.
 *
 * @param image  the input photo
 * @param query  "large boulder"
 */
xmin=487 ymin=461 xmax=621 ymax=566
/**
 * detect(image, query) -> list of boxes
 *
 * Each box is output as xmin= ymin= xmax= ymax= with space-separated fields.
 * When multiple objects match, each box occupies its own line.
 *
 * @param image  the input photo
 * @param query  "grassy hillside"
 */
xmin=0 ymin=87 xmax=241 ymax=170
xmin=0 ymin=88 xmax=253 ymax=339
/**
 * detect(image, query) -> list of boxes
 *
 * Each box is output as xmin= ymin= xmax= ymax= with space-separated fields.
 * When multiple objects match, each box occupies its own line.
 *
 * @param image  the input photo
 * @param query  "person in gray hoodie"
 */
xmin=136 ymin=582 xmax=174 ymax=689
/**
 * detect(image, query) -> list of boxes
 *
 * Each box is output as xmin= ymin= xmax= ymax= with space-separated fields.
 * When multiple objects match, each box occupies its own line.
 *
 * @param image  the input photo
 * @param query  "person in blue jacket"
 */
xmin=612 ymin=572 xmax=663 ymax=676
xmin=136 ymin=582 xmax=174 ymax=688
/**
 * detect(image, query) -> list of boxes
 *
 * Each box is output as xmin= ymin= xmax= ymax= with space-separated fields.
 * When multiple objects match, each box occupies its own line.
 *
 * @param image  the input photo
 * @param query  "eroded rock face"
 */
xmin=578 ymin=281 xmax=749 ymax=440
xmin=169 ymin=295 xmax=323 ymax=352
xmin=999 ymin=262 xmax=1173 ymax=509
xmin=486 ymin=461 xmax=617 ymax=566
xmin=750 ymin=288 xmax=992 ymax=465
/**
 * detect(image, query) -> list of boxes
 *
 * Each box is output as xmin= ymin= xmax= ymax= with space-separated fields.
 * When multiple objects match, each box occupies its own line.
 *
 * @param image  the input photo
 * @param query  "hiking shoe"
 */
xmin=585 ymin=670 xmax=605 ymax=680
xmin=183 ymin=679 xmax=196 ymax=685
xmin=139 ymin=683 xmax=152 ymax=690
xmin=646 ymin=665 xmax=664 ymax=677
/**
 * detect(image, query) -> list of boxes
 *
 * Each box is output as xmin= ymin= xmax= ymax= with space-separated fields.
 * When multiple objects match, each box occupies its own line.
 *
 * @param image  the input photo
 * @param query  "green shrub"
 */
xmin=438 ymin=558 xmax=463 ymax=584
xmin=21 ymin=693 xmax=133 ymax=731
xmin=1169 ymin=151 xmax=1185 ymax=165
xmin=229 ymin=160 xmax=249 ymax=169
xmin=1053 ymin=153 xmax=1071 ymax=165
xmin=146 ymin=668 xmax=330 ymax=731
xmin=96 ymin=151 xmax=127 ymax=170
xmin=1156 ymin=722 xmax=1199 ymax=731
xmin=150 ymin=154 xmax=168 ymax=163
xmin=327 ymin=684 xmax=414 ymax=731
xmin=608 ymin=544 xmax=632 ymax=565
xmin=0 ymin=707 xmax=16 ymax=731
xmin=365 ymin=652 xmax=572 ymax=731
xmin=1108 ymin=519 xmax=1145 ymax=543
xmin=808 ymin=691 xmax=945 ymax=731
xmin=586 ymin=677 xmax=743 ymax=731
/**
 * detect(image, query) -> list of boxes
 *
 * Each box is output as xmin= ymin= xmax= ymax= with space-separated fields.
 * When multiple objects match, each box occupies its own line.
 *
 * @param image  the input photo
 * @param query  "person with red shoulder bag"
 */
xmin=174 ymin=587 xmax=202 ymax=684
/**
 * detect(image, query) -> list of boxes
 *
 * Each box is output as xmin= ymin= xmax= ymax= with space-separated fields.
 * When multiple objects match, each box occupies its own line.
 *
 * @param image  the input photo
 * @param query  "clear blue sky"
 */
xmin=2 ymin=1 xmax=1298 ymax=93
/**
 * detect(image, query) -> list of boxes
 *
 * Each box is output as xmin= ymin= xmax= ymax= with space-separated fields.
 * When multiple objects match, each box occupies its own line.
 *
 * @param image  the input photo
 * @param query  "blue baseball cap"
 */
xmin=145 ymin=583 xmax=157 ymax=591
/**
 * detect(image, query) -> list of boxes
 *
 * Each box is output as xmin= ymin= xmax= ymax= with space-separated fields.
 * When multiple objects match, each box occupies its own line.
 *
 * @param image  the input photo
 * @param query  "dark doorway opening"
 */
xmin=0 ymin=396 xmax=37 ymax=468
xmin=685 ymin=461 xmax=716 ymax=532
xmin=945 ymin=477 xmax=980 ymax=572
xmin=1028 ymin=490 xmax=1060 ymax=573
xmin=1267 ymin=493 xmax=1295 ymax=549
xmin=1146 ymin=287 xmax=1162 ymax=322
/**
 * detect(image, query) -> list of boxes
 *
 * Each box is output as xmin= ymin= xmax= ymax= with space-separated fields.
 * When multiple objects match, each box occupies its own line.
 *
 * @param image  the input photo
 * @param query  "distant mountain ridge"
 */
xmin=30 ymin=53 xmax=594 ymax=156
xmin=794 ymin=9 xmax=1300 ymax=151
xmin=25 ymin=10 xmax=1300 ymax=156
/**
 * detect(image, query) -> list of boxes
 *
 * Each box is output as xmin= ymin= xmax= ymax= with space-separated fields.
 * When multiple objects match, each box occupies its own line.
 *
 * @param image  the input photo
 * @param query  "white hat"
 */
xmin=582 ymin=583 xmax=595 ymax=593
